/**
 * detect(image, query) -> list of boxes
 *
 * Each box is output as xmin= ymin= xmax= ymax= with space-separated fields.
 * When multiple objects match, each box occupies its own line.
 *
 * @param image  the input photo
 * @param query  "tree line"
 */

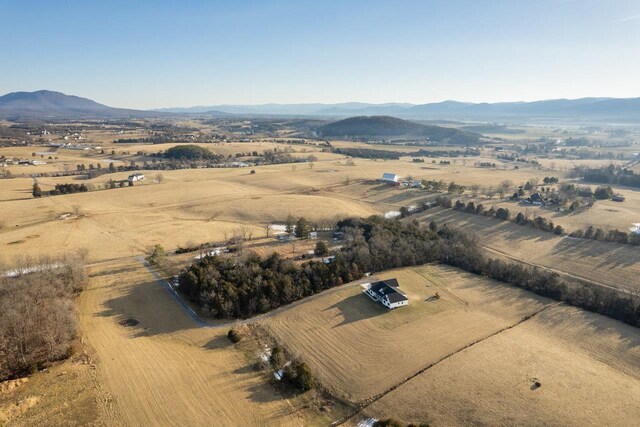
xmin=32 ymin=182 xmax=89 ymax=198
xmin=442 ymin=197 xmax=639 ymax=246
xmin=177 ymin=215 xmax=640 ymax=328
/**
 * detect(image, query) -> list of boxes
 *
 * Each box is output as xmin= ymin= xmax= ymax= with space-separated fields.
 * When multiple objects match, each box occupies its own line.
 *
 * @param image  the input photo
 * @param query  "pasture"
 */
xmin=262 ymin=265 xmax=640 ymax=426
xmin=359 ymin=304 xmax=640 ymax=426
xmin=263 ymin=265 xmax=551 ymax=402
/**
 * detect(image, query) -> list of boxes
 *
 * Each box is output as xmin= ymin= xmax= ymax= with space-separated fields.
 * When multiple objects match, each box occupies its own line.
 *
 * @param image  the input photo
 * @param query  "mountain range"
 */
xmin=0 ymin=90 xmax=159 ymax=119
xmin=1 ymin=90 xmax=639 ymax=122
xmin=158 ymin=98 xmax=640 ymax=122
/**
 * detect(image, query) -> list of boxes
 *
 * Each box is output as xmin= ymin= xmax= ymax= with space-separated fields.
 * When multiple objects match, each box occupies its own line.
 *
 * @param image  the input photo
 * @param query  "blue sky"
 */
xmin=1 ymin=0 xmax=639 ymax=109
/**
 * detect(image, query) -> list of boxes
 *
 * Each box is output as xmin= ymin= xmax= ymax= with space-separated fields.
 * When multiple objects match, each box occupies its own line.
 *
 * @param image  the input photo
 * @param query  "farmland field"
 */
xmin=263 ymin=265 xmax=551 ymax=402
xmin=263 ymin=265 xmax=640 ymax=426
xmin=414 ymin=207 xmax=640 ymax=294
xmin=358 ymin=304 xmax=640 ymax=426
xmin=2 ymin=119 xmax=640 ymax=426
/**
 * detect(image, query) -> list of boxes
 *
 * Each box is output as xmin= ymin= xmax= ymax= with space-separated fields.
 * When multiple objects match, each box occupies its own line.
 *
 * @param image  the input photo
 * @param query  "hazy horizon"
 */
xmin=1 ymin=0 xmax=639 ymax=109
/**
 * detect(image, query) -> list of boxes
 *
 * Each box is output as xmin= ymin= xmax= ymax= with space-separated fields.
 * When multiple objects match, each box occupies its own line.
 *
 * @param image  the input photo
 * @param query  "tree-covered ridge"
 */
xmin=164 ymin=144 xmax=219 ymax=160
xmin=317 ymin=116 xmax=481 ymax=145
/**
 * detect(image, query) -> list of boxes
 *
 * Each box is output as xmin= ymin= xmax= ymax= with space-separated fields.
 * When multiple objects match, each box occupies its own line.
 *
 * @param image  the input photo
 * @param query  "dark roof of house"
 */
xmin=369 ymin=279 xmax=407 ymax=303
xmin=387 ymin=292 xmax=408 ymax=303
xmin=530 ymin=192 xmax=545 ymax=202
xmin=373 ymin=278 xmax=398 ymax=288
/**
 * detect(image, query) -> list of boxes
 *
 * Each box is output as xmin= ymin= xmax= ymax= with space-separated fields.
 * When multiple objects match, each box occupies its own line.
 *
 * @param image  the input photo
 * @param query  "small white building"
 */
xmin=362 ymin=278 xmax=409 ymax=309
xmin=381 ymin=172 xmax=400 ymax=185
xmin=127 ymin=173 xmax=145 ymax=183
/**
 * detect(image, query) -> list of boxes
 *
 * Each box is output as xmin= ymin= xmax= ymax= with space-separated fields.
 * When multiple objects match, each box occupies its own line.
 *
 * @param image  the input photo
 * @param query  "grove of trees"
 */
xmin=0 ymin=256 xmax=86 ymax=381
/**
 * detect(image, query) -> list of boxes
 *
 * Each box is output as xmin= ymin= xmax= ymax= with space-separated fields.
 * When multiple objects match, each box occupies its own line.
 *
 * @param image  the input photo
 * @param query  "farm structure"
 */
xmin=127 ymin=173 xmax=145 ymax=183
xmin=380 ymin=172 xmax=400 ymax=186
xmin=524 ymin=192 xmax=546 ymax=205
xmin=362 ymin=278 xmax=408 ymax=309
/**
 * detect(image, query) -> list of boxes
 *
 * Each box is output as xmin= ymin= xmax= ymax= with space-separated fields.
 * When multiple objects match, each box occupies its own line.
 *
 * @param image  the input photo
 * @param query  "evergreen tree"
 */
xmin=32 ymin=183 xmax=43 ymax=198
xmin=295 ymin=217 xmax=310 ymax=238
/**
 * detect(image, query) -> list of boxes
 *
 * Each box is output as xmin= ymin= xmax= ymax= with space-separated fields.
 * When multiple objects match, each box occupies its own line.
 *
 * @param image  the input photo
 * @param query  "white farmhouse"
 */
xmin=362 ymin=278 xmax=409 ymax=309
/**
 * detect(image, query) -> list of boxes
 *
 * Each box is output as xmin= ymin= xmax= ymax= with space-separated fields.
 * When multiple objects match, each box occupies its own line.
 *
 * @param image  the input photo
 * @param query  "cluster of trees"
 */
xmin=594 ymin=186 xmax=614 ymax=200
xmin=178 ymin=215 xmax=640 ymax=328
xmin=575 ymin=165 xmax=640 ymax=189
xmin=164 ymin=145 xmax=219 ymax=161
xmin=51 ymin=183 xmax=89 ymax=195
xmin=114 ymin=135 xmax=173 ymax=144
xmin=542 ymin=176 xmax=559 ymax=184
xmin=270 ymin=346 xmax=315 ymax=392
xmin=0 ymin=256 xmax=86 ymax=381
xmin=477 ymin=162 xmax=496 ymax=168
xmin=421 ymin=180 xmax=466 ymax=194
xmin=32 ymin=182 xmax=89 ymax=198
xmin=497 ymin=154 xmax=535 ymax=164
xmin=282 ymin=215 xmax=314 ymax=239
xmin=334 ymin=148 xmax=401 ymax=160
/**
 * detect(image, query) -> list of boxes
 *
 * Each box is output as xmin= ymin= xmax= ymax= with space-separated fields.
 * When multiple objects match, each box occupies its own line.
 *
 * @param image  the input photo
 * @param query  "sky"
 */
xmin=1 ymin=0 xmax=639 ymax=109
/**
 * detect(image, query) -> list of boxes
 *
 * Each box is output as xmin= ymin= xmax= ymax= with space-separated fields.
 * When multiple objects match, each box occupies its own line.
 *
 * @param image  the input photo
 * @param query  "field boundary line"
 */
xmin=332 ymin=302 xmax=561 ymax=426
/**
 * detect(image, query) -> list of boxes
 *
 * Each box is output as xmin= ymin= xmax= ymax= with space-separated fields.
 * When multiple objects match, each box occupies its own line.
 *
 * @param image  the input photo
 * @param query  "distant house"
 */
xmin=127 ymin=173 xmax=145 ymax=183
xmin=524 ymin=192 xmax=546 ymax=206
xmin=381 ymin=173 xmax=400 ymax=186
xmin=612 ymin=195 xmax=625 ymax=202
xmin=362 ymin=279 xmax=409 ymax=309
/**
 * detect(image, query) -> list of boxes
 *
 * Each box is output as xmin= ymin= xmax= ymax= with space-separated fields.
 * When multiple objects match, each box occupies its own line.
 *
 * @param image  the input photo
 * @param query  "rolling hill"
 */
xmin=0 ymin=90 xmax=158 ymax=119
xmin=317 ymin=116 xmax=481 ymax=145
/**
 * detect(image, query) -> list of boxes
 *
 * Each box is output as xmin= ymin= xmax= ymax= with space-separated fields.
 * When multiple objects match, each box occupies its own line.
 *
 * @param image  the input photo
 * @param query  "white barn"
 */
xmin=127 ymin=173 xmax=145 ymax=183
xmin=381 ymin=173 xmax=400 ymax=185
xmin=362 ymin=278 xmax=409 ymax=309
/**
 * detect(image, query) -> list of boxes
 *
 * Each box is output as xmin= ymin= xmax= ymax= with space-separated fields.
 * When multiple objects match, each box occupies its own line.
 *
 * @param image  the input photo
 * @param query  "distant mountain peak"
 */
xmin=0 ymin=90 xmax=158 ymax=119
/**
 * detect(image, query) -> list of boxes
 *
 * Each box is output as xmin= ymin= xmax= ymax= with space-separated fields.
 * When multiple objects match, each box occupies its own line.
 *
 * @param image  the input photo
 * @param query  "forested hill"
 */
xmin=317 ymin=116 xmax=481 ymax=145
